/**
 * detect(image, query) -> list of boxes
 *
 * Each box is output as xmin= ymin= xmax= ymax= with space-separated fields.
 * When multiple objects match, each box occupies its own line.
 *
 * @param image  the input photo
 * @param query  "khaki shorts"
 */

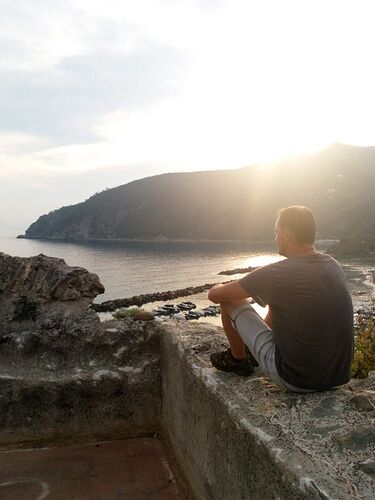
xmin=230 ymin=303 xmax=315 ymax=393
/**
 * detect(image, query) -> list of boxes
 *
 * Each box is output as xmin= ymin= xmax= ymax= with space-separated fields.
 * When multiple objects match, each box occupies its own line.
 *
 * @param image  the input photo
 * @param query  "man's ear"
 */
xmin=283 ymin=227 xmax=293 ymax=242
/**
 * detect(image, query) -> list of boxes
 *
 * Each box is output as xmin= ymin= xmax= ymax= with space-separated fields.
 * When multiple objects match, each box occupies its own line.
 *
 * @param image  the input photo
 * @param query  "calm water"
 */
xmin=0 ymin=233 xmax=373 ymax=307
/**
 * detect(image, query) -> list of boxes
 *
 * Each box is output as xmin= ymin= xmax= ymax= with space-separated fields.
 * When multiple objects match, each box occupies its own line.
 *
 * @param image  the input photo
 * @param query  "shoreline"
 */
xmin=17 ymin=235 xmax=275 ymax=244
xmin=15 ymin=235 xmax=338 ymax=245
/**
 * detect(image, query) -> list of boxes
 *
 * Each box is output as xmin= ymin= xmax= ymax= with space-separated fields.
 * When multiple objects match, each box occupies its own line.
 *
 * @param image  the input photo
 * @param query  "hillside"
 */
xmin=21 ymin=144 xmax=375 ymax=242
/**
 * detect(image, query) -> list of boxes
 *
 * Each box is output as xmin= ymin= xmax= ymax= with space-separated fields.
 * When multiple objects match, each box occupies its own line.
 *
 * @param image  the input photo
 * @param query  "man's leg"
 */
xmin=215 ymin=301 xmax=317 ymax=392
xmin=215 ymin=300 xmax=274 ymax=378
xmin=220 ymin=300 xmax=248 ymax=359
xmin=209 ymin=299 xmax=255 ymax=377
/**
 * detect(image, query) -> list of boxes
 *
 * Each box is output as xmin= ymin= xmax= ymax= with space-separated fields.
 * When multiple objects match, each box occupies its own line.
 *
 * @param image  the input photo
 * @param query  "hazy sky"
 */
xmin=1 ymin=0 xmax=374 ymax=230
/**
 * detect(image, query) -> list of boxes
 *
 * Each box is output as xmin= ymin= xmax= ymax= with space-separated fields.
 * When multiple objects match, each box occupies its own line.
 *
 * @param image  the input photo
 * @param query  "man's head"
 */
xmin=274 ymin=205 xmax=316 ymax=257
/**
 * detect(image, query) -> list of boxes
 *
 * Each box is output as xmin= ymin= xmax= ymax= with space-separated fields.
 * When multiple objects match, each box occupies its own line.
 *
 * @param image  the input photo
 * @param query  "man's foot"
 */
xmin=210 ymin=348 xmax=254 ymax=377
xmin=245 ymin=346 xmax=259 ymax=367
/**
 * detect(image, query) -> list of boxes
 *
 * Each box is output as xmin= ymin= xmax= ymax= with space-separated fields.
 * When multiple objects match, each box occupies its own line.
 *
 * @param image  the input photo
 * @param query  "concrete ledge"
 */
xmin=160 ymin=322 xmax=375 ymax=500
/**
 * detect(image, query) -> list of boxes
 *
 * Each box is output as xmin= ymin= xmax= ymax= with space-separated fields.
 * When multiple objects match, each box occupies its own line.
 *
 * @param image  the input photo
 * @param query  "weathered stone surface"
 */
xmin=278 ymin=394 xmax=299 ymax=408
xmin=349 ymin=394 xmax=374 ymax=411
xmin=333 ymin=426 xmax=375 ymax=450
xmin=310 ymin=424 xmax=344 ymax=437
xmin=309 ymin=397 xmax=343 ymax=419
xmin=0 ymin=252 xmax=104 ymax=333
xmin=355 ymin=459 xmax=375 ymax=478
xmin=160 ymin=321 xmax=375 ymax=500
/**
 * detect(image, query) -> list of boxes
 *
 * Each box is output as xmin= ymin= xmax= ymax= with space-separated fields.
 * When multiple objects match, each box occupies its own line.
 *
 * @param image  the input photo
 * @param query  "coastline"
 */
xmin=17 ymin=235 xmax=275 ymax=244
xmin=14 ymin=234 xmax=338 ymax=245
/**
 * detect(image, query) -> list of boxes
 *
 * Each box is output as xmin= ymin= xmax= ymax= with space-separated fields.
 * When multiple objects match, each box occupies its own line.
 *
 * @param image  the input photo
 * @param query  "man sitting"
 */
xmin=208 ymin=206 xmax=354 ymax=393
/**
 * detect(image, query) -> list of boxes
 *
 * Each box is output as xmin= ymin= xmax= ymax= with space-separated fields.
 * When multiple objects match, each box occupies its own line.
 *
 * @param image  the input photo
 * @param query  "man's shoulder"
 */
xmin=242 ymin=252 xmax=341 ymax=282
xmin=255 ymin=252 xmax=340 ymax=274
xmin=281 ymin=252 xmax=338 ymax=267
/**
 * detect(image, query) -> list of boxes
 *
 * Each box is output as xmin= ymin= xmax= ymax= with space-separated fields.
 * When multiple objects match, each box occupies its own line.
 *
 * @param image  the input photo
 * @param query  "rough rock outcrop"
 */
xmin=0 ymin=253 xmax=161 ymax=445
xmin=0 ymin=252 xmax=104 ymax=333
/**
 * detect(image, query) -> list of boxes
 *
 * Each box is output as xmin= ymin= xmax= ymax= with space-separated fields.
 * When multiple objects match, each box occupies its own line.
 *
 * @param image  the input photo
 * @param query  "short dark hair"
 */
xmin=277 ymin=206 xmax=316 ymax=244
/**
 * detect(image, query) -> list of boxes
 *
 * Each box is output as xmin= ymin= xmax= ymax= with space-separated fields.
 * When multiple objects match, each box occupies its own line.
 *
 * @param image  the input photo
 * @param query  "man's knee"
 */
xmin=220 ymin=299 xmax=250 ymax=315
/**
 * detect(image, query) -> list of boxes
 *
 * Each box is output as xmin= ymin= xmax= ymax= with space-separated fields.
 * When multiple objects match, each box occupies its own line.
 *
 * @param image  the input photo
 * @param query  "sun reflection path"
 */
xmin=243 ymin=254 xmax=284 ymax=268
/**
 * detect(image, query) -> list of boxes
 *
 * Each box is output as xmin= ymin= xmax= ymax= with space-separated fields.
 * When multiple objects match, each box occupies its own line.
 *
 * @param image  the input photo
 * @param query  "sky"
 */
xmin=1 ymin=0 xmax=375 ymax=231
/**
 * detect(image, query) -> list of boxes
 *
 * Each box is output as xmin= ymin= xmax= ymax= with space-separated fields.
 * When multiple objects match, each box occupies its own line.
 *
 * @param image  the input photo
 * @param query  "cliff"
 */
xmin=20 ymin=143 xmax=375 ymax=242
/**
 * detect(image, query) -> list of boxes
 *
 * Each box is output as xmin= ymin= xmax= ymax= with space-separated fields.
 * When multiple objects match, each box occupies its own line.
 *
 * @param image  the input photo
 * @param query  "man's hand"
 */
xmin=207 ymin=281 xmax=249 ymax=304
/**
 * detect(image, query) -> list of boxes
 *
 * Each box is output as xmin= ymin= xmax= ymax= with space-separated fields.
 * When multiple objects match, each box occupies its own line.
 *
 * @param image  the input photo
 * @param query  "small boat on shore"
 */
xmin=177 ymin=301 xmax=196 ymax=311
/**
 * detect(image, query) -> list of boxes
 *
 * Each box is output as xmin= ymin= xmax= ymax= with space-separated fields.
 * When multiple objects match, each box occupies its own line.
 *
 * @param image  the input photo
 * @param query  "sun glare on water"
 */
xmin=243 ymin=254 xmax=283 ymax=269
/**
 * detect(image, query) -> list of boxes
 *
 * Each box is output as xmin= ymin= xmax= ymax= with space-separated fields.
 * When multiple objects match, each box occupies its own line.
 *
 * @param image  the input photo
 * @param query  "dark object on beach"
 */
xmin=203 ymin=308 xmax=216 ymax=316
xmin=152 ymin=307 xmax=172 ymax=316
xmin=185 ymin=311 xmax=200 ymax=320
xmin=203 ymin=306 xmax=221 ymax=316
xmin=218 ymin=266 xmax=257 ymax=276
xmin=162 ymin=304 xmax=181 ymax=314
xmin=152 ymin=305 xmax=179 ymax=316
xmin=177 ymin=301 xmax=196 ymax=311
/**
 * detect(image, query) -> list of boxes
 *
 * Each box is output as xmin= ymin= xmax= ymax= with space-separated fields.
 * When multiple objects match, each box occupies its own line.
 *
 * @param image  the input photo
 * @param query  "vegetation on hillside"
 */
xmin=351 ymin=308 xmax=375 ymax=379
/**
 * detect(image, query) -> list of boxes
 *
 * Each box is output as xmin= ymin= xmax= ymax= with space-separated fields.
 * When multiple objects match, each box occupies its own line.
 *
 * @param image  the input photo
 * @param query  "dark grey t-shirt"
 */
xmin=239 ymin=253 xmax=354 ymax=390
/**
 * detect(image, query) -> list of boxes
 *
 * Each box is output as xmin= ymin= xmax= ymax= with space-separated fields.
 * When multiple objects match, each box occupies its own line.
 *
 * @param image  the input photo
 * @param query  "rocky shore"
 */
xmin=328 ymin=238 xmax=375 ymax=257
xmin=218 ymin=266 xmax=257 ymax=276
xmin=91 ymin=282 xmax=228 ymax=312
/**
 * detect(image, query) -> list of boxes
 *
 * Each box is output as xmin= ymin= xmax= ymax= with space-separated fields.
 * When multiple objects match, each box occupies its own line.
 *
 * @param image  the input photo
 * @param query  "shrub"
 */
xmin=351 ymin=309 xmax=375 ymax=379
xmin=112 ymin=307 xmax=144 ymax=319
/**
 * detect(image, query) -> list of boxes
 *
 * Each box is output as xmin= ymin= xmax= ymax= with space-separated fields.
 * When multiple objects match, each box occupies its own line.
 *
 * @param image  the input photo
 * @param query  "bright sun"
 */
xmin=93 ymin=0 xmax=375 ymax=172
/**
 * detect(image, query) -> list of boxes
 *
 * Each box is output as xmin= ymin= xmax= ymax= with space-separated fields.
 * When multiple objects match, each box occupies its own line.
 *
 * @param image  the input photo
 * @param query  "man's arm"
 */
xmin=207 ymin=281 xmax=249 ymax=304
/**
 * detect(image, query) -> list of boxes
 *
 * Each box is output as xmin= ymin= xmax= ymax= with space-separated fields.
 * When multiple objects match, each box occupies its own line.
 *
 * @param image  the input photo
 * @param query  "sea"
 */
xmin=0 ymin=232 xmax=374 ymax=319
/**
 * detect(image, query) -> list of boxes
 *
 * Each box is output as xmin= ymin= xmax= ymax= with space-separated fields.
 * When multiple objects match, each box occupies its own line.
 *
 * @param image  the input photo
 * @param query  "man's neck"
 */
xmin=287 ymin=245 xmax=316 ymax=258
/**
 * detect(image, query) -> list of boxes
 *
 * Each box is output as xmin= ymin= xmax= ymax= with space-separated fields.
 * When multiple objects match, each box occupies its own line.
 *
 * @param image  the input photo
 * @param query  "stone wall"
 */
xmin=160 ymin=322 xmax=375 ymax=500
